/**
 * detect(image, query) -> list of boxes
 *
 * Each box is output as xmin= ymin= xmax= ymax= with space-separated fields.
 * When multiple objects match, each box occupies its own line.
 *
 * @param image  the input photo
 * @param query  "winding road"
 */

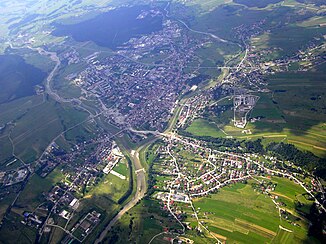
xmin=30 ymin=47 xmax=81 ymax=105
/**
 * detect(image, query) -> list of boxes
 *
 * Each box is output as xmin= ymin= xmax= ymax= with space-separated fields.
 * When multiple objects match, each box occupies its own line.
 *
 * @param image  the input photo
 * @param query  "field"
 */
xmin=0 ymin=96 xmax=90 ymax=163
xmin=191 ymin=183 xmax=279 ymax=243
xmin=113 ymin=159 xmax=129 ymax=176
xmin=85 ymin=162 xmax=129 ymax=203
xmin=0 ymin=192 xmax=16 ymax=221
xmin=13 ymin=168 xmax=65 ymax=214
xmin=0 ymin=136 xmax=14 ymax=169
xmin=101 ymin=166 xmax=315 ymax=244
xmin=103 ymin=198 xmax=177 ymax=244
xmin=186 ymin=63 xmax=326 ymax=157
xmin=175 ymin=0 xmax=230 ymax=13
xmin=188 ymin=177 xmax=314 ymax=243
xmin=0 ymin=168 xmax=65 ymax=243
xmin=186 ymin=2 xmax=316 ymax=43
xmin=254 ymin=25 xmax=326 ymax=59
xmin=233 ymin=0 xmax=283 ymax=8
xmin=250 ymin=66 xmax=326 ymax=157
xmin=186 ymin=118 xmax=226 ymax=138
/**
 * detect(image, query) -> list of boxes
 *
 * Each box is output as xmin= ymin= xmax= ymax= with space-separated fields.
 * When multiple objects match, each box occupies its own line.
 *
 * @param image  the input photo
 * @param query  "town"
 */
xmin=0 ymin=2 xmax=325 ymax=243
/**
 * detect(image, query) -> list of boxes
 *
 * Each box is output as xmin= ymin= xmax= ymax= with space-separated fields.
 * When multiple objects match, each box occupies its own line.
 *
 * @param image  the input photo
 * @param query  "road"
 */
xmin=163 ymin=1 xmax=228 ymax=44
xmin=29 ymin=47 xmax=81 ymax=105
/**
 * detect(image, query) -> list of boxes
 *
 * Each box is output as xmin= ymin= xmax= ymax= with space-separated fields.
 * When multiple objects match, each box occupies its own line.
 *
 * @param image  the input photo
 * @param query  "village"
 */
xmin=148 ymin=133 xmax=325 ymax=234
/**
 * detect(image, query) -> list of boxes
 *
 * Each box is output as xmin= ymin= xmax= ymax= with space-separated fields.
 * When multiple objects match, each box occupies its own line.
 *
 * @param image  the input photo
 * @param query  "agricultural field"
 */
xmin=186 ymin=2 xmax=316 ymax=42
xmin=102 ymin=146 xmax=317 ymax=244
xmin=0 ymin=0 xmax=324 ymax=243
xmin=186 ymin=118 xmax=227 ymax=138
xmin=174 ymin=0 xmax=230 ymax=14
xmin=185 ymin=63 xmax=326 ymax=157
xmin=251 ymin=25 xmax=326 ymax=59
xmin=188 ymin=177 xmax=315 ymax=243
xmin=0 ymin=55 xmax=46 ymax=104
xmin=0 ymin=96 xmax=90 ymax=163
xmin=250 ymin=65 xmax=326 ymax=157
xmin=104 ymin=198 xmax=180 ymax=244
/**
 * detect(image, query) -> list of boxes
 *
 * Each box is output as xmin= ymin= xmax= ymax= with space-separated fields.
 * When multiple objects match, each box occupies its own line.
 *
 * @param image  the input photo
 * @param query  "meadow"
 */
xmin=103 ymin=198 xmax=175 ymax=244
xmin=0 ymin=95 xmax=90 ymax=164
xmin=14 ymin=168 xmax=65 ymax=214
xmin=189 ymin=177 xmax=314 ymax=243
xmin=85 ymin=163 xmax=129 ymax=203
xmin=186 ymin=63 xmax=326 ymax=157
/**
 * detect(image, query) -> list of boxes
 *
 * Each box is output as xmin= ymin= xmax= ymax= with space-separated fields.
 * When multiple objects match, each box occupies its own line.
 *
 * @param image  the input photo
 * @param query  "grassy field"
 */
xmin=104 ymin=175 xmax=315 ymax=243
xmin=0 ymin=136 xmax=14 ymax=168
xmin=186 ymin=63 xmax=326 ymax=157
xmin=270 ymin=177 xmax=316 ymax=243
xmin=266 ymin=25 xmax=325 ymax=58
xmin=0 ymin=192 xmax=16 ymax=221
xmin=193 ymin=41 xmax=240 ymax=78
xmin=113 ymin=160 xmax=128 ymax=176
xmin=0 ymin=55 xmax=46 ymax=104
xmin=0 ymin=211 xmax=37 ymax=244
xmin=175 ymin=0 xmax=230 ymax=13
xmin=14 ymin=168 xmax=65 ymax=214
xmin=191 ymin=183 xmax=280 ymax=243
xmin=250 ymin=13 xmax=326 ymax=60
xmin=188 ymin=2 xmax=315 ymax=42
xmin=189 ymin=178 xmax=313 ymax=243
xmin=104 ymin=199 xmax=176 ymax=243
xmin=186 ymin=118 xmax=226 ymax=138
xmin=250 ymin=66 xmax=326 ymax=157
xmin=0 ymin=95 xmax=44 ymax=125
xmin=85 ymin=170 xmax=129 ymax=203
xmin=0 ymin=90 xmax=91 ymax=163
xmin=10 ymin=99 xmax=89 ymax=162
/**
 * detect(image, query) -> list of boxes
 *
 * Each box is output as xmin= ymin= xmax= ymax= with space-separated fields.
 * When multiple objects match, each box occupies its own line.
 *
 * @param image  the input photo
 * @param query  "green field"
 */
xmin=186 ymin=63 xmax=326 ymax=157
xmin=0 ymin=211 xmax=38 ymax=244
xmin=85 ymin=170 xmax=129 ymax=203
xmin=0 ymin=136 xmax=14 ymax=168
xmin=250 ymin=66 xmax=326 ymax=157
xmin=255 ymin=26 xmax=326 ymax=59
xmin=113 ymin=160 xmax=129 ymax=176
xmin=188 ymin=178 xmax=314 ymax=243
xmin=0 ymin=55 xmax=46 ymax=104
xmin=14 ymin=168 xmax=65 ymax=214
xmin=19 ymin=102 xmax=86 ymax=161
xmin=102 ymin=173 xmax=315 ymax=243
xmin=0 ymin=95 xmax=44 ymax=125
xmin=174 ymin=0 xmax=230 ymax=13
xmin=104 ymin=199 xmax=176 ymax=243
xmin=191 ymin=183 xmax=280 ymax=243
